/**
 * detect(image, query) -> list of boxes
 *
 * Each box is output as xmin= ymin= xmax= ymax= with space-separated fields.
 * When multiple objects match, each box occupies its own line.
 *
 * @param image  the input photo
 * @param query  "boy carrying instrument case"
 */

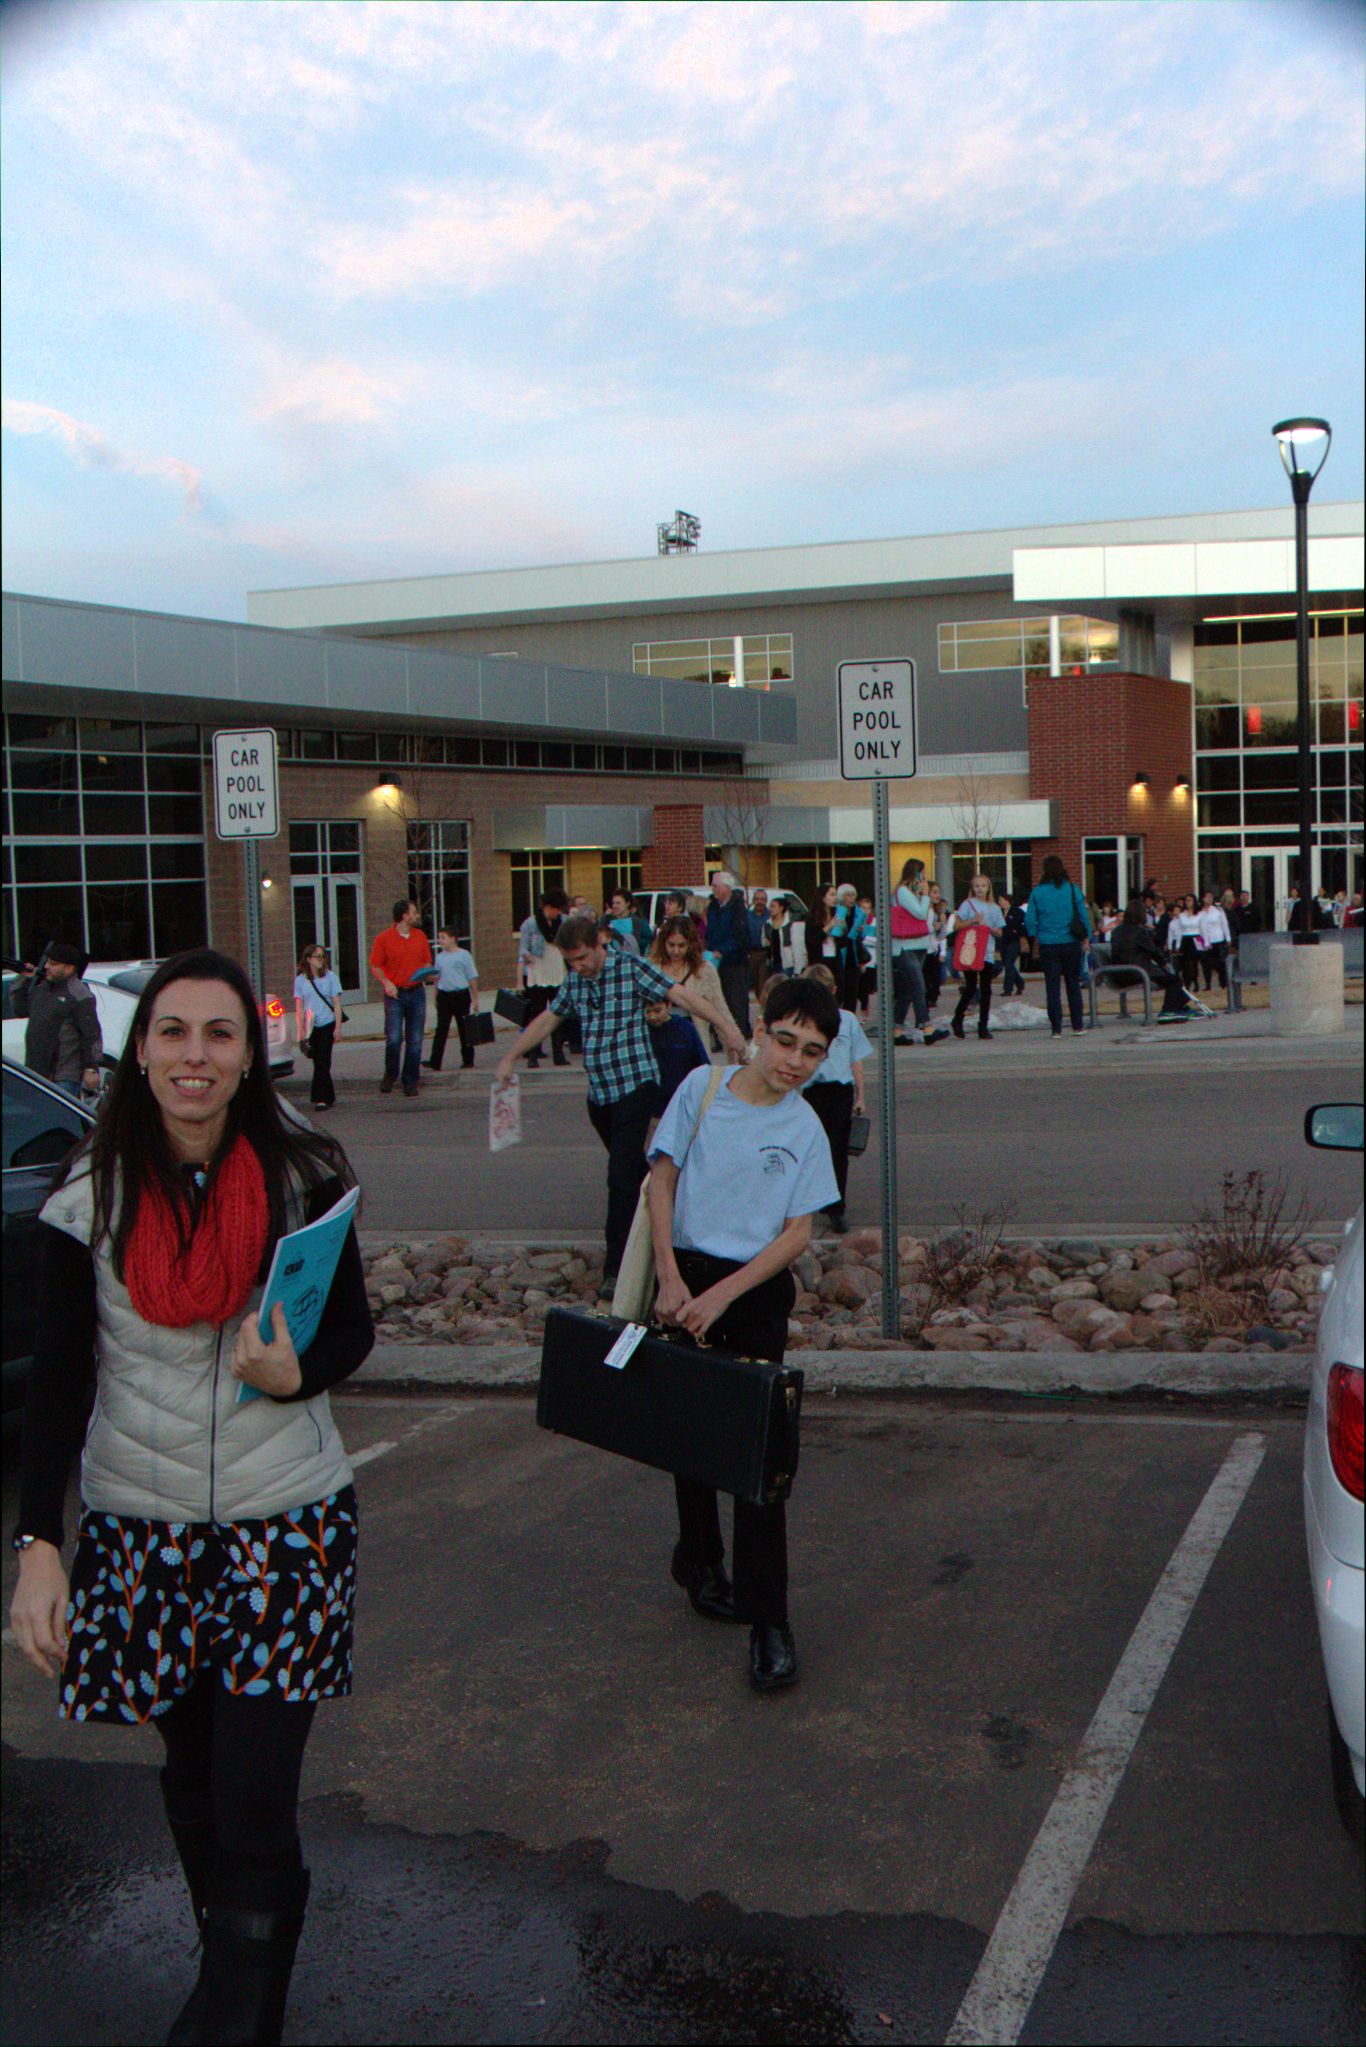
xmin=537 ymin=1304 xmax=803 ymax=1506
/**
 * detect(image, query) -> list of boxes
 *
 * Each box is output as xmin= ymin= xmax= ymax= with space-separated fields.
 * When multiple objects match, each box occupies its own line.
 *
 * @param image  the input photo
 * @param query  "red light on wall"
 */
xmin=1246 ymin=705 xmax=1263 ymax=736
xmin=1349 ymin=702 xmax=1361 ymax=733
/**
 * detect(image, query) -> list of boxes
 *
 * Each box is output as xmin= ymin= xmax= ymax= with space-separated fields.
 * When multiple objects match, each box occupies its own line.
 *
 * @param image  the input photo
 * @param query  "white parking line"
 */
xmin=945 ymin=1429 xmax=1267 ymax=2047
xmin=349 ymin=1440 xmax=398 ymax=1468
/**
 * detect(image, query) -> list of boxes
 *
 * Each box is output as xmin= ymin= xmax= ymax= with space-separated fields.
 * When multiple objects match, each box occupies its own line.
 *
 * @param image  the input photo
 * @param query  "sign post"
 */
xmin=211 ymin=728 xmax=280 ymax=1000
xmin=836 ymin=660 xmax=917 ymax=1337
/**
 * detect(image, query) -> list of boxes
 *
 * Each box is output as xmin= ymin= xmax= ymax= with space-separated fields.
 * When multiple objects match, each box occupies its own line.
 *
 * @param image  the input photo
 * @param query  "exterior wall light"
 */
xmin=261 ymin=876 xmax=273 ymax=890
xmin=377 ymin=772 xmax=401 ymax=791
xmin=1132 ymin=771 xmax=1150 ymax=787
xmin=1175 ymin=776 xmax=1191 ymax=793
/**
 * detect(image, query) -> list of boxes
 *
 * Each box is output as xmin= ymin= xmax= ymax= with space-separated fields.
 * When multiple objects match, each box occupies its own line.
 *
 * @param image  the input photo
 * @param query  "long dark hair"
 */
xmin=73 ymin=949 xmax=355 ymax=1277
xmin=1040 ymin=854 xmax=1070 ymax=886
xmin=650 ymin=913 xmax=703 ymax=976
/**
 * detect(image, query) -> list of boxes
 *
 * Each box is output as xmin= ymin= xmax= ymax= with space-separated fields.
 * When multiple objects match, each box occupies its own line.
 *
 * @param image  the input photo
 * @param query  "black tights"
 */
xmin=157 ymin=1677 xmax=317 ymax=1866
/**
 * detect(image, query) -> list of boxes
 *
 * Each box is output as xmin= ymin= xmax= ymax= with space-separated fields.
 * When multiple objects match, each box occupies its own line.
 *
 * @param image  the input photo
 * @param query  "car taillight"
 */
xmin=264 ymin=996 xmax=285 ymax=1020
xmin=1327 ymin=1364 xmax=1365 ymax=1502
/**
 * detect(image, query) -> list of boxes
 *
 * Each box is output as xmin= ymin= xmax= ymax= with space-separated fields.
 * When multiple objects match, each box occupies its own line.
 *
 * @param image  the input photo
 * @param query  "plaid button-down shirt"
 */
xmin=551 ymin=949 xmax=677 ymax=1104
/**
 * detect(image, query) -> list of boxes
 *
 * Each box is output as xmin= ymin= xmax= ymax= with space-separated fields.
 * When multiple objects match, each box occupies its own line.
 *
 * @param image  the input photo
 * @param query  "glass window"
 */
xmin=507 ymin=852 xmax=565 ymax=931
xmin=572 ymin=744 xmax=599 ymax=771
xmin=408 ymin=820 xmax=473 ymax=945
xmin=79 ymin=719 xmax=141 ymax=752
xmin=1195 ymin=707 xmax=1240 ymax=750
xmin=152 ymin=882 xmax=208 ymax=955
xmin=541 ymin=741 xmax=572 ymax=769
xmin=625 ymin=746 xmax=654 ymax=773
xmin=1243 ymin=702 xmax=1297 ymax=747
xmin=86 ymin=880 xmax=150 ymax=958
xmin=80 ymin=752 xmax=144 ymax=792
xmin=7 ymin=714 xmax=74 ymax=748
xmin=144 ymin=722 xmax=199 ymax=753
xmin=1198 ymin=755 xmax=1240 ymax=790
xmin=146 ymin=756 xmax=202 ymax=793
xmin=150 ymin=841 xmax=205 ymax=879
xmin=86 ymin=842 xmax=149 ymax=881
xmin=653 ymin=749 xmax=678 ymax=774
xmin=939 ymin=616 xmax=1117 ymax=675
xmin=1243 ymin=792 xmax=1297 ymax=828
xmin=1085 ymin=621 xmax=1119 ymax=665
xmin=1197 ymin=794 xmax=1241 ymax=827
xmin=337 ymin=731 xmax=377 ymax=762
xmin=679 ymin=750 xmax=702 ymax=775
xmin=14 ymin=844 xmax=81 ymax=883
xmin=82 ymin=793 xmax=146 ymax=836
xmin=289 ymin=822 xmax=319 ymax=857
xmin=330 ymin=822 xmax=360 ymax=853
xmin=15 ymin=884 xmax=85 ymax=962
xmin=602 ymin=849 xmax=643 ymax=901
xmin=513 ymin=740 xmax=541 ymax=769
xmin=11 ymin=792 xmax=78 ymax=835
xmin=600 ymin=746 xmax=624 ymax=772
xmin=481 ymin=739 xmax=510 ymax=767
xmin=9 ymin=750 xmax=80 ymax=792
xmin=1242 ymin=752 xmax=1296 ymax=790
xmin=299 ymin=730 xmax=336 ymax=760
xmin=3 ymin=1065 xmax=89 ymax=1171
xmin=148 ymin=794 xmax=202 ymax=836
xmin=1194 ymin=669 xmax=1238 ymax=706
xmin=446 ymin=736 xmax=481 ymax=766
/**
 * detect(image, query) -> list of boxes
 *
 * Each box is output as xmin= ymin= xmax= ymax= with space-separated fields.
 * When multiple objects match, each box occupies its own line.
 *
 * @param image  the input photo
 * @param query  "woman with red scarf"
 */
xmin=9 ymin=949 xmax=373 ymax=2046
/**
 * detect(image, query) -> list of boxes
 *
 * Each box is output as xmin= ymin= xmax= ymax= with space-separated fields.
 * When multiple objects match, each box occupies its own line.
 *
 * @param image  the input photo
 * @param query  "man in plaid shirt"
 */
xmin=497 ymin=913 xmax=747 ymax=1288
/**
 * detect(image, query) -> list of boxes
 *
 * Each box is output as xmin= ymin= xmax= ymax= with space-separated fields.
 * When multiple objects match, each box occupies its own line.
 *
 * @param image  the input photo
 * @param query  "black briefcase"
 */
xmin=536 ymin=1305 xmax=802 ymax=1505
xmin=847 ymin=1113 xmax=870 ymax=1156
xmin=461 ymin=1010 xmax=496 ymax=1046
xmin=495 ymin=988 xmax=529 ymax=1028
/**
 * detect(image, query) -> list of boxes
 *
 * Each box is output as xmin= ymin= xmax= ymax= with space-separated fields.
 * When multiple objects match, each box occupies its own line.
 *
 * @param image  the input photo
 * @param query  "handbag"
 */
xmin=611 ymin=1065 xmax=724 ymax=1321
xmin=889 ymin=901 xmax=930 ymax=939
xmin=953 ymin=921 xmax=989 ymax=972
xmin=1068 ymin=886 xmax=1089 ymax=943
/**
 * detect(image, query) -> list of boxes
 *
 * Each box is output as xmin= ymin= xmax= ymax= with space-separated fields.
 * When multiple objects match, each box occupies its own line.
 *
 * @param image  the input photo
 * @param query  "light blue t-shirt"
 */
xmin=434 ymin=946 xmax=478 ymax=992
xmin=954 ymin=898 xmax=1006 ymax=965
xmin=650 ymin=1065 xmax=839 ymax=1264
xmin=293 ymin=970 xmax=342 ymax=1031
xmin=802 ymin=1009 xmax=871 ymax=1091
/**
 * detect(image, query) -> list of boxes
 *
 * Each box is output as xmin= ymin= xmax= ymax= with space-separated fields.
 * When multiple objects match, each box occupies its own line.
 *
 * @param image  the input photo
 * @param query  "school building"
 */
xmin=4 ymin=500 xmax=1362 ymax=997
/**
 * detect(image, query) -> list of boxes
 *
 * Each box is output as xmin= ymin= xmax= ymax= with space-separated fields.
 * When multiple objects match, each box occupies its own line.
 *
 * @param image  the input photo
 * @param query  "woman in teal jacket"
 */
xmin=1025 ymin=854 xmax=1093 ymax=1036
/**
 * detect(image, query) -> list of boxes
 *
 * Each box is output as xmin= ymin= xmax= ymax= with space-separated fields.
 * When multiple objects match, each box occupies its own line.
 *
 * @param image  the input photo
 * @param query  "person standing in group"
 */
xmin=648 ymin=975 xmax=841 ymax=1694
xmin=798 ymin=964 xmax=868 ymax=1235
xmin=747 ymin=887 xmax=771 ymax=1002
xmin=1195 ymin=889 xmax=1232 ymax=993
xmin=9 ymin=949 xmax=374 ymax=2046
xmin=495 ymin=914 xmax=747 ymax=1296
xmin=518 ymin=887 xmax=570 ymax=1070
xmin=425 ymin=926 xmax=480 ymax=1073
xmin=704 ymin=871 xmax=754 ymax=1041
xmin=829 ymin=883 xmax=869 ymax=1013
xmin=951 ymin=875 xmax=1006 ymax=1041
xmin=14 ymin=942 xmax=102 ymax=1097
xmin=804 ymin=883 xmax=840 ymax=975
xmin=856 ymin=893 xmax=878 ymax=1023
xmin=651 ymin=912 xmax=727 ymax=1020
xmin=293 ymin=945 xmax=342 ymax=1112
xmin=765 ymin=894 xmax=807 ymax=982
xmin=1171 ymin=893 xmax=1203 ymax=989
xmin=924 ymin=885 xmax=949 ymax=1008
xmin=644 ymin=911 xmax=712 ymax=1113
xmin=1231 ymin=888 xmax=1262 ymax=940
xmin=1024 ymin=855 xmax=1092 ymax=1037
xmin=999 ymin=894 xmax=1028 ymax=996
xmin=889 ymin=858 xmax=948 ymax=1048
xmin=607 ymin=888 xmax=653 ymax=957
xmin=369 ymin=898 xmax=433 ymax=1098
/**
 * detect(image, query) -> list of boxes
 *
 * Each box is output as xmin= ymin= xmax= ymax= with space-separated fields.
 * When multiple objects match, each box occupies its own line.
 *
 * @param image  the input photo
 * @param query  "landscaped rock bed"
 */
xmin=362 ymin=1230 xmax=1337 ymax=1353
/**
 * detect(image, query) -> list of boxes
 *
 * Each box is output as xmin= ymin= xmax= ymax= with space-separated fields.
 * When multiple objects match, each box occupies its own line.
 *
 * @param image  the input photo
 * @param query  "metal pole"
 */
xmin=243 ymin=837 xmax=266 ymax=995
xmin=873 ymin=777 xmax=900 ymax=1337
xmin=1291 ymin=474 xmax=1316 ymax=942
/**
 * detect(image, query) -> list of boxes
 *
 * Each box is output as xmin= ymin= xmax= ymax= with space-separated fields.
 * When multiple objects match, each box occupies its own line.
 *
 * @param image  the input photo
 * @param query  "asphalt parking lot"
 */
xmin=3 ymin=1391 xmax=1362 ymax=2045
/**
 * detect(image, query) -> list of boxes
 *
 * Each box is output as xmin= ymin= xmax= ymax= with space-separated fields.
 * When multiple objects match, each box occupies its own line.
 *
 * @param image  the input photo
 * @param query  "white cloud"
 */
xmin=2 ymin=400 xmax=203 ymax=514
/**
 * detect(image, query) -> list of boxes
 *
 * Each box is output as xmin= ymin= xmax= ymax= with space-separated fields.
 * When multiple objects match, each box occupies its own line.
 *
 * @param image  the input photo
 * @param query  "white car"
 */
xmin=1301 ymin=1100 xmax=1364 ymax=1848
xmin=2 ymin=958 xmax=293 ymax=1078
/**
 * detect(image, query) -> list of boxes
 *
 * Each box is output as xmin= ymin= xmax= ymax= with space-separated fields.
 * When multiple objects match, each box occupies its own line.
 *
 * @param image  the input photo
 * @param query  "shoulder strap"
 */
xmin=679 ymin=1064 xmax=725 ymax=1166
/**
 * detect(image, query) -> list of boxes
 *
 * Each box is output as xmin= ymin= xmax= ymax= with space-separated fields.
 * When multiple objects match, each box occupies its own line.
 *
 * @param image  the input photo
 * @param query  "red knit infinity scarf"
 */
xmin=125 ymin=1135 xmax=270 ymax=1329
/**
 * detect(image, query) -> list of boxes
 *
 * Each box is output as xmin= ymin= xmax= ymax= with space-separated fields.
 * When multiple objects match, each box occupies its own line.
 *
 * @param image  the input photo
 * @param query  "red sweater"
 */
xmin=370 ymin=924 xmax=433 ymax=990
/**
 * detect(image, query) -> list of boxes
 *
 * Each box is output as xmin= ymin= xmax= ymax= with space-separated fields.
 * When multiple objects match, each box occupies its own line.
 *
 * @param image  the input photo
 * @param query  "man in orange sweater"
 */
xmin=370 ymin=897 xmax=434 ymax=1096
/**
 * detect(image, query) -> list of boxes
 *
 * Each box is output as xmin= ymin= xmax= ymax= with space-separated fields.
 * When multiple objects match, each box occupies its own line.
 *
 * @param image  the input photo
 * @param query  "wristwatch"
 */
xmin=11 ymin=1533 xmax=41 ymax=1553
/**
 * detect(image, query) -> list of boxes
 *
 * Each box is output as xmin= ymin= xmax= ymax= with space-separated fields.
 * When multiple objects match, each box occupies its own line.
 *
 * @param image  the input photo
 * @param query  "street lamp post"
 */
xmin=1272 ymin=416 xmax=1332 ymax=940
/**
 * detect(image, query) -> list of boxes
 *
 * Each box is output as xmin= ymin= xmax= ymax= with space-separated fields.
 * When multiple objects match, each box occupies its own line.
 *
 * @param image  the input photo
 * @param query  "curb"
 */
xmin=358 ymin=1343 xmax=1312 ymax=1401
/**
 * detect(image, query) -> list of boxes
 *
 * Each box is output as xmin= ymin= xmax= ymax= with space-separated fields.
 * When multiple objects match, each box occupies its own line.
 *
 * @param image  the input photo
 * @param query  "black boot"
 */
xmin=670 ymin=1544 xmax=738 ymax=1621
xmin=162 ymin=1773 xmax=216 ymax=2045
xmin=197 ymin=1856 xmax=310 ymax=2046
xmin=749 ymin=1623 xmax=799 ymax=1692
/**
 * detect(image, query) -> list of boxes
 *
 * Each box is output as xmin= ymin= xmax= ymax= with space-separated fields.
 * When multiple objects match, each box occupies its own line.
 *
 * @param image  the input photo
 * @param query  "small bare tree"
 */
xmin=949 ymin=771 xmax=1002 ymax=871
xmin=707 ymin=797 xmax=772 ymax=889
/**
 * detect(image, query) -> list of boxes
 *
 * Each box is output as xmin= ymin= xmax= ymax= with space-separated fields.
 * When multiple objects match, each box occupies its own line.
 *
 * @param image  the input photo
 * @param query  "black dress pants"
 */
xmin=953 ymin=962 xmax=997 ymax=1034
xmin=523 ymin=984 xmax=568 ymax=1065
xmin=803 ymin=1080 xmax=853 ymax=1214
xmin=156 ymin=1675 xmax=316 ymax=1865
xmin=586 ymin=1081 xmax=659 ymax=1279
xmin=670 ymin=1250 xmax=796 ymax=1629
xmin=307 ymin=1022 xmax=336 ymax=1107
xmin=430 ymin=988 xmax=474 ymax=1069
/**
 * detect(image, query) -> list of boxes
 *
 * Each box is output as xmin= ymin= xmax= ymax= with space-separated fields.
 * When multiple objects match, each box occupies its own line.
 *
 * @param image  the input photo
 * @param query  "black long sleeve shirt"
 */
xmin=16 ymin=1176 xmax=374 ymax=1549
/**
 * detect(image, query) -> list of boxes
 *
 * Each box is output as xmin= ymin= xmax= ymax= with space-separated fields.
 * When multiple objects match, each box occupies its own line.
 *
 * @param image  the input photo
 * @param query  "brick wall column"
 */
xmin=641 ymin=805 xmax=706 ymax=889
xmin=1026 ymin=671 xmax=1194 ymax=898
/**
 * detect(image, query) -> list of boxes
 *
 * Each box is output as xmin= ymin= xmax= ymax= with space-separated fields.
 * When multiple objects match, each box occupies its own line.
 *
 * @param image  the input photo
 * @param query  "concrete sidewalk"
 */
xmin=358 ymin=1340 xmax=1313 ymax=1400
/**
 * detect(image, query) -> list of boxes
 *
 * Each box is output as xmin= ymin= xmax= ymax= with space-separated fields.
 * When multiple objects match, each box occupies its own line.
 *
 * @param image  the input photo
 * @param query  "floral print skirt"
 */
xmin=60 ymin=1486 xmax=358 ymax=1723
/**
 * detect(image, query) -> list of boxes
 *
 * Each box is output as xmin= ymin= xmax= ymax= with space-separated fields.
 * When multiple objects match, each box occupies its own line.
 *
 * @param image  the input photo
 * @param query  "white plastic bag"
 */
xmin=488 ymin=1075 xmax=522 ymax=1151
xmin=991 ymin=1000 xmax=1050 ymax=1030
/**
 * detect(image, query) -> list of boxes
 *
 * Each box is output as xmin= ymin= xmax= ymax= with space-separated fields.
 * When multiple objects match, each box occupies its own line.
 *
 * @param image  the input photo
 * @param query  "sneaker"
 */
xmin=923 ymin=1025 xmax=951 ymax=1045
xmin=403 ymin=1084 xmax=419 ymax=1098
xmin=379 ymin=1075 xmax=395 ymax=1093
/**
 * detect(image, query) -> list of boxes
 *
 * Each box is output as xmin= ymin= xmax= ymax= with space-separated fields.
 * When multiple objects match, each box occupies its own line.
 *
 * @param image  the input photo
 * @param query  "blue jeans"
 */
xmin=892 ymin=948 xmax=929 ymax=1030
xmin=383 ymin=983 xmax=427 ymax=1088
xmin=1000 ymin=938 xmax=1024 ymax=996
xmin=1038 ymin=943 xmax=1085 ymax=1033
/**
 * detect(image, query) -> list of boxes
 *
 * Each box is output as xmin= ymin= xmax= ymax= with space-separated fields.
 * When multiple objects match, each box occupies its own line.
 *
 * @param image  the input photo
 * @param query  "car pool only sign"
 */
xmin=837 ymin=659 xmax=917 ymax=780
xmin=212 ymin=728 xmax=280 ymax=839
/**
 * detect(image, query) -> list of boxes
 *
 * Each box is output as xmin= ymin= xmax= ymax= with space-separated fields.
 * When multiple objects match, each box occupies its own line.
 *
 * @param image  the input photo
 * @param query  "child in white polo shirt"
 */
xmin=647 ymin=975 xmax=841 ymax=1694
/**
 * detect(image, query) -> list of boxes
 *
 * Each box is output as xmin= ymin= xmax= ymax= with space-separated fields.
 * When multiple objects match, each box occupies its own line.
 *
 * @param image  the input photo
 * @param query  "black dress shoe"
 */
xmin=951 ymin=1017 xmax=966 ymax=1038
xmin=671 ymin=1548 xmax=739 ymax=1622
xmin=750 ymin=1623 xmax=799 ymax=1691
xmin=977 ymin=1029 xmax=993 ymax=1040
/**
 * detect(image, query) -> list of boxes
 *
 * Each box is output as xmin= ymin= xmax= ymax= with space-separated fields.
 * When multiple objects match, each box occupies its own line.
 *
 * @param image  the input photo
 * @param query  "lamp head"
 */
xmin=1272 ymin=417 xmax=1331 ymax=493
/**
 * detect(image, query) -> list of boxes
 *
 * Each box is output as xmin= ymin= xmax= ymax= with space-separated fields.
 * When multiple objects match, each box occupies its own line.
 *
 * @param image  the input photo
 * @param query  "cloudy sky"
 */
xmin=2 ymin=0 xmax=1362 ymax=621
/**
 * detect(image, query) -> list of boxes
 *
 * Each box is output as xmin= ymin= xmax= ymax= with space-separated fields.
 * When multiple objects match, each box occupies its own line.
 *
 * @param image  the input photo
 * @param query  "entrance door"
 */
xmin=1243 ymin=847 xmax=1317 ymax=932
xmin=291 ymin=876 xmax=365 ymax=999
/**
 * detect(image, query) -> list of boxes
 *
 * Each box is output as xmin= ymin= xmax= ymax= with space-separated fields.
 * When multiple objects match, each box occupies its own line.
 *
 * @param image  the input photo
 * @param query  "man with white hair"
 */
xmin=705 ymin=871 xmax=753 ymax=1040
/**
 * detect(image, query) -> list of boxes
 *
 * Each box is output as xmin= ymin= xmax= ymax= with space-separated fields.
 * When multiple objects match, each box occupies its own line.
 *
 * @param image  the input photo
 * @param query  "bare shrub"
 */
xmin=902 ymin=1201 xmax=1015 ymax=1338
xmin=1185 ymin=1169 xmax=1321 ymax=1311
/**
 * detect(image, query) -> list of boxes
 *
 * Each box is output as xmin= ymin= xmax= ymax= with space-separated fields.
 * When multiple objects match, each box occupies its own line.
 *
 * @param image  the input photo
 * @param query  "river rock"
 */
xmin=1100 ymin=1270 xmax=1151 ymax=1314
xmin=1052 ymin=1278 xmax=1100 ymax=1302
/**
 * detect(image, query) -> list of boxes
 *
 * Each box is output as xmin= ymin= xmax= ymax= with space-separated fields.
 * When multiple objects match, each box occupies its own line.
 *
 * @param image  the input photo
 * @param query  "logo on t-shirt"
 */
xmin=759 ymin=1145 xmax=797 ymax=1176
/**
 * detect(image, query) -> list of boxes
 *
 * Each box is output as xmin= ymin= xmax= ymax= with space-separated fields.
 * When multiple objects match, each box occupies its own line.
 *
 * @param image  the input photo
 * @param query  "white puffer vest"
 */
xmin=41 ymin=1165 xmax=353 ymax=1525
